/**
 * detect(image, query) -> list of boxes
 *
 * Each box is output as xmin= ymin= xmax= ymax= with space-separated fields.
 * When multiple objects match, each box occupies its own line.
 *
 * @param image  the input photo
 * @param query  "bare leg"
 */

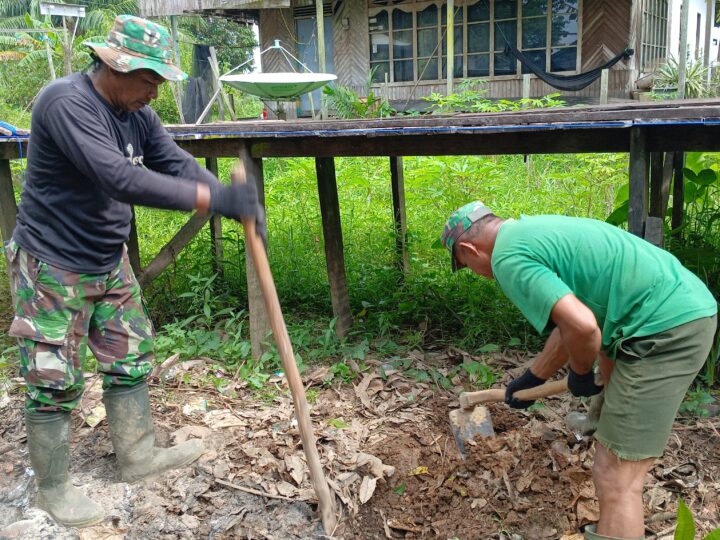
xmin=593 ymin=442 xmax=654 ymax=537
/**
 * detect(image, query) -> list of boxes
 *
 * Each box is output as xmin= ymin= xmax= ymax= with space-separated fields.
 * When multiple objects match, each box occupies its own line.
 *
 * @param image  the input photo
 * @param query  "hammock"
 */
xmin=504 ymin=45 xmax=633 ymax=92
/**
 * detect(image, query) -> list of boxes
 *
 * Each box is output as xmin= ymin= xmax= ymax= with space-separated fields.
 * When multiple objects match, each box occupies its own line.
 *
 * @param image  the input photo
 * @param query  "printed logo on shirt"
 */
xmin=125 ymin=143 xmax=144 ymax=166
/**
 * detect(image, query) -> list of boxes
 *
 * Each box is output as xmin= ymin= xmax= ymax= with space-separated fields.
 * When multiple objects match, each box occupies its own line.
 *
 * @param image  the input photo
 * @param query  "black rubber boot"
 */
xmin=103 ymin=382 xmax=204 ymax=483
xmin=25 ymin=411 xmax=105 ymax=527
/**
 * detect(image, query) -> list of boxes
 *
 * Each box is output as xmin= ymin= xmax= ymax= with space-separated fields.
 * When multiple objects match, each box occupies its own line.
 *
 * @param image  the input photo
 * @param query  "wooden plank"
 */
xmin=127 ymin=207 xmax=142 ymax=275
xmin=237 ymin=144 xmax=272 ymax=359
xmin=628 ymin=127 xmax=649 ymax=237
xmin=206 ymin=157 xmax=224 ymax=278
xmin=137 ymin=212 xmax=211 ymax=289
xmin=0 ymin=159 xmax=17 ymax=245
xmin=671 ymin=152 xmax=685 ymax=239
xmin=315 ymin=157 xmax=352 ymax=338
xmin=175 ymin=123 xmax=720 ymax=158
xmin=390 ymin=156 xmax=410 ymax=274
xmin=648 ymin=152 xmax=664 ymax=218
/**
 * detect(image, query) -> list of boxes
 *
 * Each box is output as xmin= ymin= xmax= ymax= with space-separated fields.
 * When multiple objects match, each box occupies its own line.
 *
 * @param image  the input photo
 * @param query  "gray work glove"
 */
xmin=209 ymin=182 xmax=267 ymax=245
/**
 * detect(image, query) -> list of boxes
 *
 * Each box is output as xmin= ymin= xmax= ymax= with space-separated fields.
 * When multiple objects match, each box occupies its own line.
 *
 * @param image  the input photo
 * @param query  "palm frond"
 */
xmin=18 ymin=46 xmax=49 ymax=67
xmin=0 ymin=0 xmax=32 ymax=18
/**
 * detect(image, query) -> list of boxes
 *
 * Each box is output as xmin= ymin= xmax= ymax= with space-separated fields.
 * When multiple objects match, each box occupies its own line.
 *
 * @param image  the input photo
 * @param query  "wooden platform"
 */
xmin=1 ymin=98 xmax=719 ymax=348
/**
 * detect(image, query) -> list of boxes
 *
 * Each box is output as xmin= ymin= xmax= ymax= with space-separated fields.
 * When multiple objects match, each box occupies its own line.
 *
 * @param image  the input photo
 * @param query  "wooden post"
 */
xmin=446 ymin=0 xmax=455 ymax=95
xmin=44 ymin=37 xmax=56 ymax=81
xmin=678 ymin=0 xmax=690 ymax=99
xmin=170 ymin=15 xmax=185 ymax=123
xmin=646 ymin=152 xmax=666 ymax=246
xmin=127 ymin=207 xmax=142 ymax=275
xmin=628 ymin=127 xmax=649 ymax=238
xmin=671 ymin=152 xmax=685 ymax=240
xmin=0 ymin=159 xmax=17 ymax=245
xmin=390 ymin=156 xmax=410 ymax=274
xmin=599 ymin=69 xmax=609 ymax=104
xmin=315 ymin=157 xmax=352 ymax=338
xmin=704 ymin=0 xmax=715 ymax=80
xmin=315 ymin=0 xmax=327 ymax=119
xmin=522 ymin=74 xmax=531 ymax=100
xmin=239 ymin=144 xmax=272 ymax=358
xmin=206 ymin=157 xmax=224 ymax=278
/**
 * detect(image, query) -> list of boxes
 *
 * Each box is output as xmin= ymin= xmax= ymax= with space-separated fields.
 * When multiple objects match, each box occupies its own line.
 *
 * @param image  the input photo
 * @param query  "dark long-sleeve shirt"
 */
xmin=13 ymin=72 xmax=219 ymax=273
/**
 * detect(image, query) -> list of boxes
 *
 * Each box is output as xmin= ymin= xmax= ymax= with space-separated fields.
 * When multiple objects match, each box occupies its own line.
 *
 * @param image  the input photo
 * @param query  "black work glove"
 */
xmin=209 ymin=182 xmax=267 ymax=245
xmin=505 ymin=368 xmax=546 ymax=409
xmin=568 ymin=366 xmax=603 ymax=397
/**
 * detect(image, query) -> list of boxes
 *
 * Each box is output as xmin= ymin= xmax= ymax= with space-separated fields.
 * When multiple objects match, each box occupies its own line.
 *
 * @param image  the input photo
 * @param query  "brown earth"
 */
xmin=0 ymin=350 xmax=718 ymax=539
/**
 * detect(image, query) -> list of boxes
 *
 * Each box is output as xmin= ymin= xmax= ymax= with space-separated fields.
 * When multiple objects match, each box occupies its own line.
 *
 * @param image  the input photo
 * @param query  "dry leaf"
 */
xmin=359 ymin=476 xmax=377 ymax=504
xmin=284 ymin=453 xmax=306 ymax=486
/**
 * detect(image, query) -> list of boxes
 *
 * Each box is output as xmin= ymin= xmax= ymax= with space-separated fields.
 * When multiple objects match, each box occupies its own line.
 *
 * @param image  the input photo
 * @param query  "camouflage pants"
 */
xmin=6 ymin=240 xmax=155 ymax=412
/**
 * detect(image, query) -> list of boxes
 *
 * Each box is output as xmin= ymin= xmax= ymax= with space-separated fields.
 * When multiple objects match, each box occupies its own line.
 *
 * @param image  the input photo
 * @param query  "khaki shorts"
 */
xmin=595 ymin=315 xmax=717 ymax=461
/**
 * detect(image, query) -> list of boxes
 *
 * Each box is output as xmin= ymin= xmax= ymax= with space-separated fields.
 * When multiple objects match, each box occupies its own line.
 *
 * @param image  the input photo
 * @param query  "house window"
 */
xmin=640 ymin=0 xmax=668 ymax=72
xmin=369 ymin=6 xmax=415 ymax=82
xmin=368 ymin=0 xmax=580 ymax=83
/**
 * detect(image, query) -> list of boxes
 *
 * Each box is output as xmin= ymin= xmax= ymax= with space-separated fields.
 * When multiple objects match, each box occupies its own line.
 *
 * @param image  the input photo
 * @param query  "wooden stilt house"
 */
xmin=142 ymin=1 xmax=718 ymax=113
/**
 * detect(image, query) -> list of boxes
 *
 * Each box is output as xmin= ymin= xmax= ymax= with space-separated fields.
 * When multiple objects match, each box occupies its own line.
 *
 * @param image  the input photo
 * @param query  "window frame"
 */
xmin=367 ymin=0 xmax=582 ymax=84
xmin=639 ymin=0 xmax=669 ymax=73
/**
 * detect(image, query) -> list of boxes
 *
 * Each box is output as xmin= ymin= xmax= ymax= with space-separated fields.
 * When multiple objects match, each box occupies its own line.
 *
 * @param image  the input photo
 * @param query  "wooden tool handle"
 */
xmin=459 ymin=376 xmax=569 ymax=410
xmin=232 ymin=150 xmax=337 ymax=534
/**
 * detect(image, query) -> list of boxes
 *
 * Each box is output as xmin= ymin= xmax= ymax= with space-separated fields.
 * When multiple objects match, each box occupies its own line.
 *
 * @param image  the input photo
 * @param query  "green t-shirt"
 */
xmin=491 ymin=215 xmax=717 ymax=358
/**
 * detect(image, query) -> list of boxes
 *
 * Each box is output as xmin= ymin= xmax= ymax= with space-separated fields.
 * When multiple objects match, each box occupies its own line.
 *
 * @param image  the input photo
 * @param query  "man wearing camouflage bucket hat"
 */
xmin=6 ymin=15 xmax=266 ymax=527
xmin=441 ymin=203 xmax=716 ymax=539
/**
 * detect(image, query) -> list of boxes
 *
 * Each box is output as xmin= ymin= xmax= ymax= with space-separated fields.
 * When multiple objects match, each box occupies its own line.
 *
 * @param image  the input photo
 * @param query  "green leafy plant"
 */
xmin=653 ymin=54 xmax=712 ymax=99
xmin=674 ymin=498 xmax=720 ymax=539
xmin=424 ymin=79 xmax=565 ymax=114
xmin=679 ymin=386 xmax=715 ymax=417
xmin=322 ymin=67 xmax=395 ymax=119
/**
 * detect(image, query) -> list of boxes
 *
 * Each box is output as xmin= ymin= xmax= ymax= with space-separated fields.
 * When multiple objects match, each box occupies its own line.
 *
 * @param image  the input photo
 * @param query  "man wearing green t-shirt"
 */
xmin=441 ymin=202 xmax=717 ymax=540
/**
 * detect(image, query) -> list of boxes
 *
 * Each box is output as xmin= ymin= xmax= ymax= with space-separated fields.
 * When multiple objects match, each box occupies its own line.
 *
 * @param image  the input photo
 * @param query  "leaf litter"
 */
xmin=0 ymin=349 xmax=718 ymax=539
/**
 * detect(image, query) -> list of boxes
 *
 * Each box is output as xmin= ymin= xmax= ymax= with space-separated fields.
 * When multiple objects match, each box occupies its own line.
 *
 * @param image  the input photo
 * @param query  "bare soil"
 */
xmin=1 ymin=350 xmax=718 ymax=539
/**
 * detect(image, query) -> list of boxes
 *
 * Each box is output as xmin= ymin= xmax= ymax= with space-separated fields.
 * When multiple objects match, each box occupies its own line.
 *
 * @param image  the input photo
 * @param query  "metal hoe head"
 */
xmin=449 ymin=406 xmax=495 ymax=459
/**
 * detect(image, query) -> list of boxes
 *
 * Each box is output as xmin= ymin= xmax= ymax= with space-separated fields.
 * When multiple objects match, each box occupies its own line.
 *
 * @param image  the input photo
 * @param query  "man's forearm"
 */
xmin=529 ymin=327 xmax=570 ymax=379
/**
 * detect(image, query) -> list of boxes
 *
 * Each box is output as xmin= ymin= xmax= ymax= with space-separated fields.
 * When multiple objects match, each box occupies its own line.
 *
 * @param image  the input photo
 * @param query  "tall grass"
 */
xmin=142 ymin=152 xmax=629 ymax=351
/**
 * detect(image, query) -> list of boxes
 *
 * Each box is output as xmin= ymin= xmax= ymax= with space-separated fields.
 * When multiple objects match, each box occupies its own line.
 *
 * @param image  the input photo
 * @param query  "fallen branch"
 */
xmin=215 ymin=479 xmax=295 ymax=501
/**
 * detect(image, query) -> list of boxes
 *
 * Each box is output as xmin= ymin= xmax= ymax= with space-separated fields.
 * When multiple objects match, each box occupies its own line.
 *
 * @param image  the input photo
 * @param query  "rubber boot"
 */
xmin=584 ymin=524 xmax=644 ymax=540
xmin=25 ymin=411 xmax=105 ymax=527
xmin=103 ymin=382 xmax=204 ymax=483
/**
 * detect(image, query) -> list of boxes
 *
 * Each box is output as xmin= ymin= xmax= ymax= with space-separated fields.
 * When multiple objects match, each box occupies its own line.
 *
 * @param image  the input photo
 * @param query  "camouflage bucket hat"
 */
xmin=83 ymin=15 xmax=187 ymax=81
xmin=441 ymin=201 xmax=493 ymax=271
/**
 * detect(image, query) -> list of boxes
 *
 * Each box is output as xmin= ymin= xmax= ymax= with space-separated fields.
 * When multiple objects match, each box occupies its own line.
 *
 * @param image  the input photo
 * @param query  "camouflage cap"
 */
xmin=83 ymin=15 xmax=187 ymax=81
xmin=441 ymin=201 xmax=493 ymax=271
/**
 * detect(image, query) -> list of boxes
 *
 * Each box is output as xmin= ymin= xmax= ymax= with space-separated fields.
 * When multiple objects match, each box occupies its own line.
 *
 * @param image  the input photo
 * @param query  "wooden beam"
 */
xmin=127 ymin=207 xmax=142 ymax=275
xmin=315 ymin=157 xmax=352 ymax=338
xmin=0 ymin=159 xmax=17 ymax=245
xmin=446 ymin=0 xmax=454 ymax=95
xmin=237 ymin=144 xmax=271 ymax=359
xmin=678 ymin=0 xmax=690 ymax=99
xmin=137 ymin=212 xmax=211 ymax=289
xmin=390 ymin=156 xmax=409 ymax=274
xmin=315 ymin=0 xmax=327 ymax=119
xmin=671 ymin=152 xmax=685 ymax=240
xmin=206 ymin=157 xmax=224 ymax=278
xmin=628 ymin=127 xmax=649 ymax=237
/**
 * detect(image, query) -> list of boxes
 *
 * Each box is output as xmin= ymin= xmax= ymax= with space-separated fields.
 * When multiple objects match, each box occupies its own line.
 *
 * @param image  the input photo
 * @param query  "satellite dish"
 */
xmin=220 ymin=72 xmax=337 ymax=100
